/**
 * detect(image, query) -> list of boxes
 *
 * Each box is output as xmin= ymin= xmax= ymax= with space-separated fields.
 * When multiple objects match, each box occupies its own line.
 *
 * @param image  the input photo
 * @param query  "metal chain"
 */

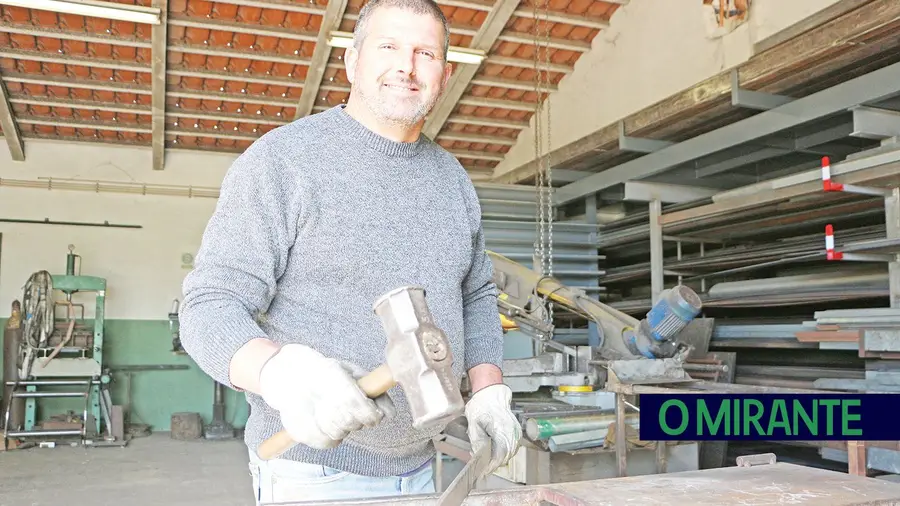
xmin=531 ymin=0 xmax=555 ymax=334
xmin=542 ymin=0 xmax=553 ymax=283
xmin=541 ymin=0 xmax=554 ymax=326
xmin=531 ymin=0 xmax=546 ymax=281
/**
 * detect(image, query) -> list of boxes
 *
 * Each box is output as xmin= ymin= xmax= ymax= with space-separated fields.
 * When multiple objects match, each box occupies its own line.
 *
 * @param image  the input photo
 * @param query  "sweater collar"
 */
xmin=331 ymin=105 xmax=427 ymax=158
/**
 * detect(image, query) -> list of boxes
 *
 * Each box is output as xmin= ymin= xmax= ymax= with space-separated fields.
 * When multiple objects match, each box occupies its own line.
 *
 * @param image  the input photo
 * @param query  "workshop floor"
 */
xmin=0 ymin=432 xmax=470 ymax=506
xmin=0 ymin=433 xmax=255 ymax=506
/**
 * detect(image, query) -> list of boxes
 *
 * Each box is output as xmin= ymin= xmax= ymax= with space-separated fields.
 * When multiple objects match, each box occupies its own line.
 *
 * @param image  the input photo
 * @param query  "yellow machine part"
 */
xmin=497 ymin=293 xmax=519 ymax=330
xmin=499 ymin=313 xmax=519 ymax=331
xmin=558 ymin=385 xmax=594 ymax=392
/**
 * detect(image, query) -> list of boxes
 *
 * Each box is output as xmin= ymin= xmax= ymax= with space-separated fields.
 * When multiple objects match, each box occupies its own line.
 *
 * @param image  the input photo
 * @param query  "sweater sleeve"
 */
xmin=179 ymin=145 xmax=296 ymax=389
xmin=459 ymin=179 xmax=505 ymax=372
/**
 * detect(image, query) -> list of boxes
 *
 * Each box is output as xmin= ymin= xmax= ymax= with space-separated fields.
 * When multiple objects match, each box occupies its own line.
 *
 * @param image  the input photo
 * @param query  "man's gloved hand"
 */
xmin=342 ymin=361 xmax=396 ymax=421
xmin=258 ymin=343 xmax=393 ymax=449
xmin=464 ymin=383 xmax=522 ymax=477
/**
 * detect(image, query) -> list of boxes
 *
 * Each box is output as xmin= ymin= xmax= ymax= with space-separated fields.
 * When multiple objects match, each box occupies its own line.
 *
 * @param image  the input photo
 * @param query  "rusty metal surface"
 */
xmin=271 ymin=462 xmax=900 ymax=505
xmin=553 ymin=462 xmax=900 ymax=505
xmin=268 ymin=487 xmax=588 ymax=506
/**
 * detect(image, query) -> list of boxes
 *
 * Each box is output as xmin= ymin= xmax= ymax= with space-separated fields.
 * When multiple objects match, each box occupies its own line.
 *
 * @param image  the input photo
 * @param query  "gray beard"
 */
xmin=353 ymin=82 xmax=441 ymax=129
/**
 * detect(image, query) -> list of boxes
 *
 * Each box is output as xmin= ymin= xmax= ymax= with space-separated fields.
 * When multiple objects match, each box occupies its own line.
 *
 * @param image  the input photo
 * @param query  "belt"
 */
xmin=397 ymin=457 xmax=432 ymax=477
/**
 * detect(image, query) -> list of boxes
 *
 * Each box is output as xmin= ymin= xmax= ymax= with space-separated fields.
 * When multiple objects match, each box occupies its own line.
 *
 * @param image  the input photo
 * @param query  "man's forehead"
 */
xmin=365 ymin=7 xmax=444 ymax=37
xmin=367 ymin=32 xmax=442 ymax=48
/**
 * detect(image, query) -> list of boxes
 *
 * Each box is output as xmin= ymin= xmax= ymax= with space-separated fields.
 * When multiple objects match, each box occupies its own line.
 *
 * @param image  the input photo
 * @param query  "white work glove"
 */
xmin=464 ymin=384 xmax=522 ymax=477
xmin=259 ymin=344 xmax=394 ymax=449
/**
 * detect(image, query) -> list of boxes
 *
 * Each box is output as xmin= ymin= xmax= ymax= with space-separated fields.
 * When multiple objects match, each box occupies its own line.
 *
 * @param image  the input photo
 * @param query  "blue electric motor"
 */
xmin=644 ymin=285 xmax=703 ymax=342
xmin=626 ymin=285 xmax=702 ymax=359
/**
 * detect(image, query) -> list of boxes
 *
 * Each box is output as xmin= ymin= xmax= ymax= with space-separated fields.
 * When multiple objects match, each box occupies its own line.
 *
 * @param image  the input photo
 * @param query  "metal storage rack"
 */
xmin=588 ymin=138 xmax=900 ymax=476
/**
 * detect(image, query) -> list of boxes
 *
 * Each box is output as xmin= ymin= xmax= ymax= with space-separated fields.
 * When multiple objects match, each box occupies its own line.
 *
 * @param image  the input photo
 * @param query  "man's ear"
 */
xmin=344 ymin=47 xmax=358 ymax=83
xmin=442 ymin=61 xmax=452 ymax=88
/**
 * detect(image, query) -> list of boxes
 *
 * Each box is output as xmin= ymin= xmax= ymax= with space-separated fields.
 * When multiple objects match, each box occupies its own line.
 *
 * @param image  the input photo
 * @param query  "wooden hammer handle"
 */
xmin=256 ymin=364 xmax=395 ymax=461
xmin=356 ymin=363 xmax=395 ymax=398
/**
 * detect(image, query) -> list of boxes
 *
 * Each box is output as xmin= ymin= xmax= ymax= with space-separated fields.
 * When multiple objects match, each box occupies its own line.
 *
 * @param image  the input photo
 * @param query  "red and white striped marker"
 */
xmin=822 ymin=156 xmax=844 ymax=192
xmin=825 ymin=224 xmax=843 ymax=260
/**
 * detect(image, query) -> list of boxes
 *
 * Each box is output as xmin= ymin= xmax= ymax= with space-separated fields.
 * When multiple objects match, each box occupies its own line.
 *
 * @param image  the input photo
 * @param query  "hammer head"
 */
xmin=372 ymin=286 xmax=465 ymax=431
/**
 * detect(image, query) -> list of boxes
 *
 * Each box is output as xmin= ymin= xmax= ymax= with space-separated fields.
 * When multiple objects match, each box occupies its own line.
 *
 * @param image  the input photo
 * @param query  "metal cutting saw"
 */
xmin=487 ymin=250 xmax=704 ymax=394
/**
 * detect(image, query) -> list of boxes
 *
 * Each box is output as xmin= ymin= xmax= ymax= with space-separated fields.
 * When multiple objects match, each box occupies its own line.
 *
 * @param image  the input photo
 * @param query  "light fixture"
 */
xmin=327 ymin=31 xmax=485 ymax=65
xmin=0 ymin=0 xmax=161 ymax=25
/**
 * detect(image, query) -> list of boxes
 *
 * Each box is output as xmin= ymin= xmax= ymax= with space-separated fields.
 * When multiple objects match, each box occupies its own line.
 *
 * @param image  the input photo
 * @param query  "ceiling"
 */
xmin=0 ymin=0 xmax=626 ymax=178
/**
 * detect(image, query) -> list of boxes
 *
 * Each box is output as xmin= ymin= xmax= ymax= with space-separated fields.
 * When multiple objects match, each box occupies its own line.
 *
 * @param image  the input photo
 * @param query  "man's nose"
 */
xmin=392 ymin=47 xmax=416 ymax=74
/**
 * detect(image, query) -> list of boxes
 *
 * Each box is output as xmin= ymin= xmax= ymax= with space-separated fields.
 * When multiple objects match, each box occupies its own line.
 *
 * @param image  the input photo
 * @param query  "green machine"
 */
xmin=3 ymin=245 xmax=112 ymax=445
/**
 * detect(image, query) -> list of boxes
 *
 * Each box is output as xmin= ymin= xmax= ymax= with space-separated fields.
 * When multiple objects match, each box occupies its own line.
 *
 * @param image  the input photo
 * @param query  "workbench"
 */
xmin=273 ymin=459 xmax=900 ymax=505
xmin=601 ymin=359 xmax=873 ymax=478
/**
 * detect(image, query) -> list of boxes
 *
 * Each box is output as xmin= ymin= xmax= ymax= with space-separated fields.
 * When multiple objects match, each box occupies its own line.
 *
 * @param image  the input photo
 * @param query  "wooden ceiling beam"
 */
xmin=485 ymin=55 xmax=573 ymax=74
xmin=208 ymin=0 xmax=324 ymax=15
xmin=447 ymin=114 xmax=530 ymax=129
xmin=3 ymin=73 xmax=152 ymax=94
xmin=437 ymin=0 xmax=493 ymax=11
xmin=446 ymin=148 xmax=506 ymax=162
xmin=438 ymin=131 xmax=518 ymax=146
xmin=170 ymin=42 xmax=313 ymax=66
xmin=6 ymin=96 xmax=296 ymax=127
xmin=151 ymin=0 xmax=167 ymax=170
xmin=497 ymin=33 xmax=592 ymax=52
xmin=167 ymin=16 xmax=318 ymax=42
xmin=167 ymin=110 xmax=289 ymax=126
xmin=0 ymin=24 xmax=152 ymax=47
xmin=17 ymin=116 xmax=149 ymax=133
xmin=0 ymin=75 xmax=25 ymax=161
xmin=422 ymin=0 xmax=522 ymax=139
xmin=513 ymin=8 xmax=609 ymax=30
xmin=0 ymin=48 xmax=149 ymax=73
xmin=9 ymin=97 xmax=149 ymax=115
xmin=167 ymin=89 xmax=294 ymax=108
xmin=471 ymin=75 xmax=558 ymax=92
xmin=294 ymin=0 xmax=349 ymax=120
xmin=459 ymin=96 xmax=536 ymax=112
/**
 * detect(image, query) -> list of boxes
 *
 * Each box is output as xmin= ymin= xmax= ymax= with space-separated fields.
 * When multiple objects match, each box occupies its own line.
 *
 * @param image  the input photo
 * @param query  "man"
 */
xmin=178 ymin=0 xmax=522 ymax=503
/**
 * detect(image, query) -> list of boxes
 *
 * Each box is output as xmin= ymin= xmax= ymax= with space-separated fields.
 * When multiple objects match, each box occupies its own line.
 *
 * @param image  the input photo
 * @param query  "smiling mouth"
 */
xmin=383 ymin=83 xmax=418 ymax=91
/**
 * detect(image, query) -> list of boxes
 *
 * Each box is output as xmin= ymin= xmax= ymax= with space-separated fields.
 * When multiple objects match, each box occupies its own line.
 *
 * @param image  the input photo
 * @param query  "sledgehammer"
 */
xmin=256 ymin=285 xmax=465 ymax=460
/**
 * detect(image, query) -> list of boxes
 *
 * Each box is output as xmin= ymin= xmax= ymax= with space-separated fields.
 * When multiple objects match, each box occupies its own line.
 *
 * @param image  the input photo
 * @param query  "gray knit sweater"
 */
xmin=179 ymin=105 xmax=504 ymax=477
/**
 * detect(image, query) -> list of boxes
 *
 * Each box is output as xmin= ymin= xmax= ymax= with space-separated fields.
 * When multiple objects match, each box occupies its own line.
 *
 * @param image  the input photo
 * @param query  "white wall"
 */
xmin=0 ymin=140 xmax=236 ymax=319
xmin=492 ymin=0 xmax=843 ymax=179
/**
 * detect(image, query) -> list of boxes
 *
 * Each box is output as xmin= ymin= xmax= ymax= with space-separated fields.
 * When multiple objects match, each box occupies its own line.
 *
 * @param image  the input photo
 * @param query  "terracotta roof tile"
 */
xmin=0 ymin=0 xmax=619 ymax=171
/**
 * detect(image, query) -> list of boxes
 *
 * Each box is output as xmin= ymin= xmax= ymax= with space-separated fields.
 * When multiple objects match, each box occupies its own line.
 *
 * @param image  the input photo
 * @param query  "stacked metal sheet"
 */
xmin=814 ymin=307 xmax=900 ymax=327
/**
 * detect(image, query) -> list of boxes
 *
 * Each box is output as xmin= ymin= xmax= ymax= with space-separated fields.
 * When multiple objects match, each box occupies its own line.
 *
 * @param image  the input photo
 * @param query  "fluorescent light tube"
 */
xmin=327 ymin=32 xmax=354 ymax=49
xmin=448 ymin=47 xmax=486 ymax=65
xmin=0 ymin=0 xmax=161 ymax=25
xmin=328 ymin=31 xmax=485 ymax=65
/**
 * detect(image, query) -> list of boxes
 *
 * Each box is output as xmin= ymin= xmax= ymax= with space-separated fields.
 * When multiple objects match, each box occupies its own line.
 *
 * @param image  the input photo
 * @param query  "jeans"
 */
xmin=247 ymin=449 xmax=435 ymax=505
